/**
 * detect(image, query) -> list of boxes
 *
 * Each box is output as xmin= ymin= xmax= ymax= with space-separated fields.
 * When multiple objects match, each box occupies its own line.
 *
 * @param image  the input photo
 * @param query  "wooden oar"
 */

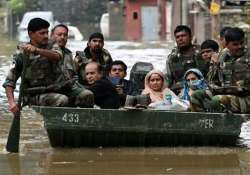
xmin=6 ymin=111 xmax=20 ymax=153
xmin=6 ymin=94 xmax=22 ymax=153
xmin=6 ymin=46 xmax=27 ymax=153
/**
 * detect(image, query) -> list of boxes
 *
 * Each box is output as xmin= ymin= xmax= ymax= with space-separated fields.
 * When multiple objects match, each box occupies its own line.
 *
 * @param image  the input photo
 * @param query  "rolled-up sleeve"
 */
xmin=2 ymin=54 xmax=23 ymax=89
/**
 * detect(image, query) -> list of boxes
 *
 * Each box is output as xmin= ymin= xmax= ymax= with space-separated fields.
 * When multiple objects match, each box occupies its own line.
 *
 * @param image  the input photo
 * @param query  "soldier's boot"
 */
xmin=135 ymin=94 xmax=151 ymax=109
xmin=124 ymin=95 xmax=136 ymax=108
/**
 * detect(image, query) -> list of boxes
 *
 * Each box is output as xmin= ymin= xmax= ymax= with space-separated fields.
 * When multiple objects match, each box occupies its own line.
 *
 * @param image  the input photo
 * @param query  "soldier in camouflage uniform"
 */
xmin=74 ymin=32 xmax=113 ymax=85
xmin=166 ymin=25 xmax=207 ymax=94
xmin=3 ymin=18 xmax=68 ymax=114
xmin=191 ymin=27 xmax=250 ymax=113
xmin=51 ymin=24 xmax=94 ymax=107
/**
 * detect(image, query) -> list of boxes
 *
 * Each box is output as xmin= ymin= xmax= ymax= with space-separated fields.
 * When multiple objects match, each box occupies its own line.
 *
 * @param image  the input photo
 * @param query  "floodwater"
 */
xmin=1 ymin=40 xmax=250 ymax=175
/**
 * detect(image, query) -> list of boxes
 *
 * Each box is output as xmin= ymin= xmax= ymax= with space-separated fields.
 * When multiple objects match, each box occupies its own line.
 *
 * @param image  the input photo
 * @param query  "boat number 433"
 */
xmin=61 ymin=113 xmax=80 ymax=124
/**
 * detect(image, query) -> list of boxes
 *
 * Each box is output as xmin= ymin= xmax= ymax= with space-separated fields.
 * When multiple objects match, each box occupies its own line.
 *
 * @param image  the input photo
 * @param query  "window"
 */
xmin=133 ymin=12 xmax=138 ymax=20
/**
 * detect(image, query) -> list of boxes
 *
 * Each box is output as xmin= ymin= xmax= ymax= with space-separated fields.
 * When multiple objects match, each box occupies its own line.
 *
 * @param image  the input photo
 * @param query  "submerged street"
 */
xmin=1 ymin=40 xmax=250 ymax=174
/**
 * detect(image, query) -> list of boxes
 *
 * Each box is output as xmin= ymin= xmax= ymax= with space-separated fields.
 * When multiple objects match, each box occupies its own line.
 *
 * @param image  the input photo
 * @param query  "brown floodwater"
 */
xmin=1 ymin=101 xmax=250 ymax=175
xmin=0 ymin=109 xmax=250 ymax=175
xmin=1 ymin=40 xmax=250 ymax=175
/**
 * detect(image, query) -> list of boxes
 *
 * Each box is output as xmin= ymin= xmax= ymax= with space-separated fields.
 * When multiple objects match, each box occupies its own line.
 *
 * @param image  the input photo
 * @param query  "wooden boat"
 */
xmin=32 ymin=106 xmax=248 ymax=147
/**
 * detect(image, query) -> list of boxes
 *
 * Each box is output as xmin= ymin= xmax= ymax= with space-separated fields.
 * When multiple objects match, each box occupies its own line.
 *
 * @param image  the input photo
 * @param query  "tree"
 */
xmin=9 ymin=0 xmax=26 ymax=14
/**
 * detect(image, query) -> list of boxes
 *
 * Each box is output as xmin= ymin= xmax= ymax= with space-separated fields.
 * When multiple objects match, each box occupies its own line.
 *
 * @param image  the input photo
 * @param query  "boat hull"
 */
xmin=33 ymin=106 xmax=244 ymax=147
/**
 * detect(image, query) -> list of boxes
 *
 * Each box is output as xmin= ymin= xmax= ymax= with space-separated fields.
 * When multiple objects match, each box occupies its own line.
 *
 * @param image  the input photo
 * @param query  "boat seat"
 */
xmin=129 ymin=61 xmax=153 ymax=93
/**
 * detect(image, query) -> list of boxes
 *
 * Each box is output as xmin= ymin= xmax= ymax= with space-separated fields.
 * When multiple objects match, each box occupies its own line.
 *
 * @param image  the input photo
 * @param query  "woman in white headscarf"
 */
xmin=142 ymin=69 xmax=178 ymax=103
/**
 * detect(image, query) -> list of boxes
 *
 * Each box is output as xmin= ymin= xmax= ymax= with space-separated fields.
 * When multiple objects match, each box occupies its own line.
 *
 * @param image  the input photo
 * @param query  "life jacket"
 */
xmin=219 ymin=49 xmax=250 ymax=90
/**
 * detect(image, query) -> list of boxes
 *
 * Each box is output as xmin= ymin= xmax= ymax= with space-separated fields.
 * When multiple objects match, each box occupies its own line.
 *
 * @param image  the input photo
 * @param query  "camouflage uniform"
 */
xmin=190 ymin=49 xmax=230 ymax=112
xmin=3 ymin=42 xmax=68 ymax=107
xmin=206 ymin=48 xmax=229 ymax=86
xmin=166 ymin=44 xmax=207 ymax=93
xmin=191 ymin=48 xmax=250 ymax=113
xmin=74 ymin=47 xmax=113 ymax=85
xmin=60 ymin=47 xmax=94 ymax=107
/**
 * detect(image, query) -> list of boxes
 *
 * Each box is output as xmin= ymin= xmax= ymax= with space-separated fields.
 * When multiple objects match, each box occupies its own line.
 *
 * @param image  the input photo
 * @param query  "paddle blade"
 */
xmin=6 ymin=114 xmax=20 ymax=153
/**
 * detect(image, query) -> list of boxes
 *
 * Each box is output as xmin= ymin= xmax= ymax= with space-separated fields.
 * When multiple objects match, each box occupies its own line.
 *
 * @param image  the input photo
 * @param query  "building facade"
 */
xmin=123 ymin=0 xmax=167 ymax=41
xmin=108 ymin=0 xmax=169 ymax=41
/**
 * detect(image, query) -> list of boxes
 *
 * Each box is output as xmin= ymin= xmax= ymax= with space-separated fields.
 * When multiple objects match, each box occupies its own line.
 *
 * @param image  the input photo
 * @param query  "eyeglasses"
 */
xmin=111 ymin=68 xmax=124 ymax=72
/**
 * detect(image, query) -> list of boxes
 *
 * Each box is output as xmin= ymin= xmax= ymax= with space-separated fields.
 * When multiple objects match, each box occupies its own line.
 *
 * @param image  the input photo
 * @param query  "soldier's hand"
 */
xmin=210 ymin=52 xmax=219 ymax=65
xmin=21 ymin=44 xmax=37 ymax=54
xmin=8 ymin=101 xmax=19 ymax=114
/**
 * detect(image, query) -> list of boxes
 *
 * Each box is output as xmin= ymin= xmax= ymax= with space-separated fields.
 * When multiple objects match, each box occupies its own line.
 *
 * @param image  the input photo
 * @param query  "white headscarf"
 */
xmin=142 ymin=69 xmax=178 ymax=103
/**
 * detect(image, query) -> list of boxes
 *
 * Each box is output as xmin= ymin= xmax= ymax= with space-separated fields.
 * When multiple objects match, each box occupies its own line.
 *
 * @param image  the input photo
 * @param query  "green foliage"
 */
xmin=24 ymin=0 xmax=43 ymax=11
xmin=10 ymin=0 xmax=26 ymax=14
xmin=244 ymin=4 xmax=250 ymax=25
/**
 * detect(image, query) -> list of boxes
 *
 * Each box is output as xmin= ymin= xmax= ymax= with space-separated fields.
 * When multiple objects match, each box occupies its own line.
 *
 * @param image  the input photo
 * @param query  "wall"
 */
xmin=124 ymin=0 xmax=166 ymax=41
xmin=108 ymin=2 xmax=125 ymax=40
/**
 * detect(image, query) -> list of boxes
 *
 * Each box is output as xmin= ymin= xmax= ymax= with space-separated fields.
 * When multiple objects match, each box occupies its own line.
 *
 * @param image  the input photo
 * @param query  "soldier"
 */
xmin=191 ymin=27 xmax=250 ymax=113
xmin=3 ymin=18 xmax=68 ymax=114
xmin=51 ymin=24 xmax=94 ymax=107
xmin=166 ymin=25 xmax=206 ymax=94
xmin=74 ymin=32 xmax=113 ymax=85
